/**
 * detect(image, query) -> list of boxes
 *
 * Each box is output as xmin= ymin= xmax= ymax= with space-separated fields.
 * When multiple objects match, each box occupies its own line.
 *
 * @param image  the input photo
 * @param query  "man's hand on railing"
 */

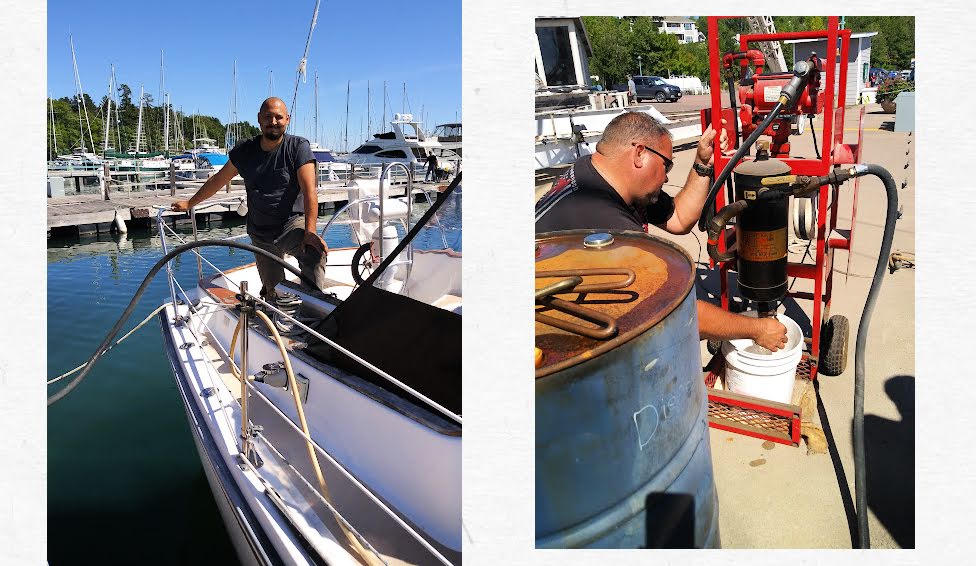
xmin=172 ymin=200 xmax=191 ymax=212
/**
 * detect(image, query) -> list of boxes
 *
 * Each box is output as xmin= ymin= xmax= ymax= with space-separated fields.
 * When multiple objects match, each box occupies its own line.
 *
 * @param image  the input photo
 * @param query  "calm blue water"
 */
xmin=47 ymin=194 xmax=460 ymax=564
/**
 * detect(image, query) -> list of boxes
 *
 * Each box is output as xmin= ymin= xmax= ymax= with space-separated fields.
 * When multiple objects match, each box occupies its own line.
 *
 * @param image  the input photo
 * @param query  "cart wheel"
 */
xmin=818 ymin=315 xmax=850 ymax=376
xmin=351 ymin=243 xmax=373 ymax=285
xmin=707 ymin=339 xmax=722 ymax=355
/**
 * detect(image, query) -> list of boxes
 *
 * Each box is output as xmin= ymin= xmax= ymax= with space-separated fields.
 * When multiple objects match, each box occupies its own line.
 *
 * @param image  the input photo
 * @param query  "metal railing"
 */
xmin=155 ymin=201 xmax=462 ymax=423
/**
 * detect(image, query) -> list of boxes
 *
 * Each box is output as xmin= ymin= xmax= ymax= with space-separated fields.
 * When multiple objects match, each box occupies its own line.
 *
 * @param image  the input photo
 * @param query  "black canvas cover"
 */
xmin=305 ymin=284 xmax=461 ymax=416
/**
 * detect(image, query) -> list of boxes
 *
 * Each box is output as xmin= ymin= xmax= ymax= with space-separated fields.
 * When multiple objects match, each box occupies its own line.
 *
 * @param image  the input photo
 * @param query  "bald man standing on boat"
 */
xmin=173 ymin=97 xmax=327 ymax=331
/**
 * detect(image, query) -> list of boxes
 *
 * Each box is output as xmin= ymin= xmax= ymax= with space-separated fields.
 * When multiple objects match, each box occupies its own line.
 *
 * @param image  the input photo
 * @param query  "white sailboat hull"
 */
xmin=161 ymin=254 xmax=462 ymax=565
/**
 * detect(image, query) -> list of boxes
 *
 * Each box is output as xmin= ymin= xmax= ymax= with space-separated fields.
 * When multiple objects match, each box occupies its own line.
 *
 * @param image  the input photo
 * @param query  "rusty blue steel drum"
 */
xmin=535 ymin=230 xmax=720 ymax=548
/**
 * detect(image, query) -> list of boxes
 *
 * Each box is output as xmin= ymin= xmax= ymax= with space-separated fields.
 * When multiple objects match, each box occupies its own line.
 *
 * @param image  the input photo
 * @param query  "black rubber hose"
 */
xmin=726 ymin=72 xmax=741 ymax=150
xmin=47 ymin=240 xmax=315 ymax=406
xmin=697 ymin=99 xmax=787 ymax=232
xmin=810 ymin=115 xmax=821 ymax=159
xmin=851 ymin=164 xmax=899 ymax=549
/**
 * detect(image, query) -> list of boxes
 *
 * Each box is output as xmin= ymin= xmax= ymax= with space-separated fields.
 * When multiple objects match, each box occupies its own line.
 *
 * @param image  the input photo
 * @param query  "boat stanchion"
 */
xmin=236 ymin=280 xmax=260 ymax=466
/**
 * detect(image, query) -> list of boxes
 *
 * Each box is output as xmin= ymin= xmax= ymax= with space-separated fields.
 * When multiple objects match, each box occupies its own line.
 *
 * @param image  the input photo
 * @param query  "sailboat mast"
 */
xmin=103 ymin=71 xmax=112 ymax=153
xmin=111 ymin=65 xmax=122 ymax=152
xmin=383 ymin=81 xmax=387 ymax=129
xmin=164 ymin=93 xmax=170 ymax=153
xmin=367 ymin=80 xmax=371 ymax=138
xmin=227 ymin=60 xmax=239 ymax=149
xmin=135 ymin=86 xmax=144 ymax=154
xmin=160 ymin=50 xmax=170 ymax=153
xmin=69 ymin=34 xmax=96 ymax=152
xmin=314 ymin=71 xmax=319 ymax=145
xmin=290 ymin=0 xmax=321 ymax=130
xmin=158 ymin=50 xmax=165 ymax=118
xmin=344 ymin=80 xmax=350 ymax=153
xmin=269 ymin=70 xmax=274 ymax=97
xmin=50 ymin=94 xmax=59 ymax=159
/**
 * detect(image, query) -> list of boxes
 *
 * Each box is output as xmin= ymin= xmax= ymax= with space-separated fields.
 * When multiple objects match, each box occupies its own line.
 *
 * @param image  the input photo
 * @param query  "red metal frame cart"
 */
xmin=701 ymin=16 xmax=864 ymax=445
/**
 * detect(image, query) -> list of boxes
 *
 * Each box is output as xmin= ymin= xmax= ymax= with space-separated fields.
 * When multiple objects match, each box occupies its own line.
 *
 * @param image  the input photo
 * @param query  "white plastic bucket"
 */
xmin=721 ymin=312 xmax=804 ymax=404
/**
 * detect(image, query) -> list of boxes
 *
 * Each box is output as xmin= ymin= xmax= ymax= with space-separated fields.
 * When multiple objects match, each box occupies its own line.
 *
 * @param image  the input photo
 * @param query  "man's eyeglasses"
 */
xmin=632 ymin=142 xmax=674 ymax=174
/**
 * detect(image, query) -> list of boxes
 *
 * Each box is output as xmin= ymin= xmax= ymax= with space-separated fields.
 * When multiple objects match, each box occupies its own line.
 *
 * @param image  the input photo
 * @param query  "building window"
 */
xmin=537 ymin=25 xmax=578 ymax=86
xmin=684 ymin=23 xmax=693 ymax=30
xmin=676 ymin=34 xmax=684 ymax=41
xmin=668 ymin=22 xmax=680 ymax=28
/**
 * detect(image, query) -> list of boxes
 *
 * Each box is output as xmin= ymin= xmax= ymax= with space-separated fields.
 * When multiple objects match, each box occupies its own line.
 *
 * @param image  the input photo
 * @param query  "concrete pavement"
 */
xmin=666 ymin=105 xmax=915 ymax=549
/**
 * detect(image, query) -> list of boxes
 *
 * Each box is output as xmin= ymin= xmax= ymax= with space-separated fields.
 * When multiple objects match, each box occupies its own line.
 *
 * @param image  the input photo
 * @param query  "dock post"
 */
xmin=226 ymin=180 xmax=231 ymax=194
xmin=101 ymin=163 xmax=111 ymax=201
xmin=75 ymin=176 xmax=81 ymax=194
xmin=170 ymin=161 xmax=177 ymax=197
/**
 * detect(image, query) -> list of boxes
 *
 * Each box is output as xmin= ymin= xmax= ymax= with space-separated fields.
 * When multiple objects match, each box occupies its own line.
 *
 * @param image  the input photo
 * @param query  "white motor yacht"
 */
xmin=341 ymin=114 xmax=460 ymax=178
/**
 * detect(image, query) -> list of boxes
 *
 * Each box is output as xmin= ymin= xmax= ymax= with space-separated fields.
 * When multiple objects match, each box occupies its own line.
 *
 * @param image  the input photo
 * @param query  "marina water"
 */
xmin=48 ymin=199 xmax=460 ymax=563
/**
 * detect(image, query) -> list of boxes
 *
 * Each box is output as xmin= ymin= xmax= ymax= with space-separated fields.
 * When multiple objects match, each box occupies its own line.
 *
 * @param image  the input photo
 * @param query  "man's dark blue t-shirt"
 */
xmin=229 ymin=134 xmax=316 ymax=238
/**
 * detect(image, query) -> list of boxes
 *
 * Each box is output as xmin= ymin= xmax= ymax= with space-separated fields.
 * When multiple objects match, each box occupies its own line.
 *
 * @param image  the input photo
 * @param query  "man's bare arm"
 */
xmin=297 ymin=161 xmax=318 ymax=233
xmin=696 ymin=300 xmax=788 ymax=351
xmin=663 ymin=121 xmax=727 ymax=235
xmin=172 ymin=162 xmax=240 ymax=211
xmin=665 ymin=159 xmax=712 ymax=234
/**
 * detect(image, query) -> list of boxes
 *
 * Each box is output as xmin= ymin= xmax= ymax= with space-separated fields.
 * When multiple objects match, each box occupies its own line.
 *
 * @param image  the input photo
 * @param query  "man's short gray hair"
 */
xmin=596 ymin=111 xmax=672 ymax=155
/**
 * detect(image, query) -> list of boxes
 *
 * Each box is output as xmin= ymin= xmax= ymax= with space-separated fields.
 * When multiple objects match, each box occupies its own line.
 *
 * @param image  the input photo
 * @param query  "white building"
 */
xmin=535 ymin=17 xmax=593 ymax=87
xmin=784 ymin=32 xmax=878 ymax=105
xmin=652 ymin=17 xmax=704 ymax=44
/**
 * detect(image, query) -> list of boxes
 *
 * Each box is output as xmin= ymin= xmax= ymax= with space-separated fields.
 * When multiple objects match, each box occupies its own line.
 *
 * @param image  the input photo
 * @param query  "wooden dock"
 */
xmin=47 ymin=182 xmax=435 ymax=234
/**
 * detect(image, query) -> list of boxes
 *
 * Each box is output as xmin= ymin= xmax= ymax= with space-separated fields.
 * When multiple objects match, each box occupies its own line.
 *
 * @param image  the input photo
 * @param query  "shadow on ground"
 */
xmin=860 ymin=374 xmax=915 ymax=548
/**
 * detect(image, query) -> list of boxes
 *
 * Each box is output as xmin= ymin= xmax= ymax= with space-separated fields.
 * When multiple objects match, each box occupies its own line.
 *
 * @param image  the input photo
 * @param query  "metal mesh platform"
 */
xmin=704 ymin=353 xmax=804 ymax=446
xmin=707 ymin=398 xmax=794 ymax=437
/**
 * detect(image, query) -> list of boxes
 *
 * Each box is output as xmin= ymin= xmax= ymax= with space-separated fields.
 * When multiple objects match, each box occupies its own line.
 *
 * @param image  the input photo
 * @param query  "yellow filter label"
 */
xmin=738 ymin=229 xmax=787 ymax=261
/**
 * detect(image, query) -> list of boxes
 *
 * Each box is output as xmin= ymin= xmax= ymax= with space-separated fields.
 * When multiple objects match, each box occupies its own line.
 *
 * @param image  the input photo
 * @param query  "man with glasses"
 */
xmin=535 ymin=111 xmax=788 ymax=352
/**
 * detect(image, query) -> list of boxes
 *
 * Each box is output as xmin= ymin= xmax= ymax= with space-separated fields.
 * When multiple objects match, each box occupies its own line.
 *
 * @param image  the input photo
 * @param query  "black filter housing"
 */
xmin=733 ymin=158 xmax=792 ymax=303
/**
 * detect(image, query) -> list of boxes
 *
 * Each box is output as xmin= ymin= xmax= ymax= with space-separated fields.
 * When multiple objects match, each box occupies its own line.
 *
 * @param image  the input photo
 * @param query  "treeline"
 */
xmin=583 ymin=16 xmax=915 ymax=89
xmin=47 ymin=83 xmax=259 ymax=159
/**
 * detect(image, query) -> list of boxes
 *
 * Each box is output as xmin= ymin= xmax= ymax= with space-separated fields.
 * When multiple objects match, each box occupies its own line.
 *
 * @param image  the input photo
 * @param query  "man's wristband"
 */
xmin=692 ymin=162 xmax=714 ymax=177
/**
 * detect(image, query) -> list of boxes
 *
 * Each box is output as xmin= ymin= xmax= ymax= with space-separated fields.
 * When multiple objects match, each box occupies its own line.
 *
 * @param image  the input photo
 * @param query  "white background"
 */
xmin=4 ymin=1 xmax=974 ymax=563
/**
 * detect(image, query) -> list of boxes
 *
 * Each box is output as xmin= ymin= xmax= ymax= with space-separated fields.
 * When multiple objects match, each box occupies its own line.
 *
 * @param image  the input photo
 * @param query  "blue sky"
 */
xmin=47 ymin=0 xmax=461 ymax=150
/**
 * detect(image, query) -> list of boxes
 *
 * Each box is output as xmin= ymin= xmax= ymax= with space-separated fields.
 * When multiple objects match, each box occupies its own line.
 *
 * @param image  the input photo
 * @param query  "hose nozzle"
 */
xmin=778 ymin=61 xmax=813 ymax=106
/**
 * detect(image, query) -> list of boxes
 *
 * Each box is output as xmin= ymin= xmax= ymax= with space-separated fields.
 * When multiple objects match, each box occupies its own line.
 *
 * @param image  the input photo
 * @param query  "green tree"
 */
xmin=844 ymin=16 xmax=914 ymax=70
xmin=582 ymin=16 xmax=630 ymax=88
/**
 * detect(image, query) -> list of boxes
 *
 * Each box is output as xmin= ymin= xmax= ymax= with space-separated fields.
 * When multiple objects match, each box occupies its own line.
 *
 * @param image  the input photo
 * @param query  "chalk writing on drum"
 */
xmin=633 ymin=379 xmax=696 ymax=450
xmin=633 ymin=405 xmax=659 ymax=449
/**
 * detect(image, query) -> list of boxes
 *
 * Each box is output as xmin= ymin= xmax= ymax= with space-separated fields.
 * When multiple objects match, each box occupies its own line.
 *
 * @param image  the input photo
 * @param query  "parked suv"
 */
xmin=619 ymin=76 xmax=682 ymax=103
